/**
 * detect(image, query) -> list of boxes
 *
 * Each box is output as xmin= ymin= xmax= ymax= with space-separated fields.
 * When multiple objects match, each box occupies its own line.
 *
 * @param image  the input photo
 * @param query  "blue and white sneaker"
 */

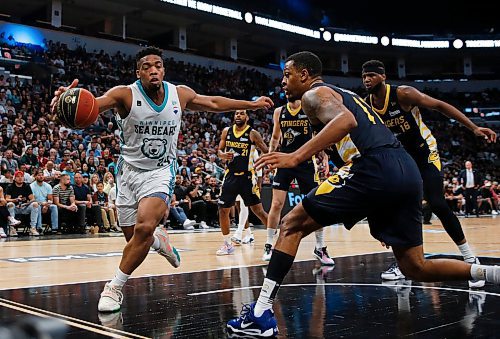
xmin=227 ymin=303 xmax=278 ymax=337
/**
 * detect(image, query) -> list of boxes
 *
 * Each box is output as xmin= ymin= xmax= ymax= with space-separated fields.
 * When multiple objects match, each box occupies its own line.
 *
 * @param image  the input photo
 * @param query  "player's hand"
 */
xmin=251 ymin=96 xmax=274 ymax=110
xmin=473 ymin=127 xmax=497 ymax=143
xmin=255 ymin=152 xmax=299 ymax=170
xmin=50 ymin=79 xmax=79 ymax=114
xmin=219 ymin=152 xmax=234 ymax=161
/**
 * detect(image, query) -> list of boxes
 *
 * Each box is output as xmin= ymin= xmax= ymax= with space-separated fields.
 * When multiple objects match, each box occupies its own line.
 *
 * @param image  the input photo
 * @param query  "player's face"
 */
xmin=362 ymin=72 xmax=386 ymax=94
xmin=234 ymin=110 xmax=248 ymax=127
xmin=136 ymin=55 xmax=165 ymax=91
xmin=282 ymin=61 xmax=307 ymax=101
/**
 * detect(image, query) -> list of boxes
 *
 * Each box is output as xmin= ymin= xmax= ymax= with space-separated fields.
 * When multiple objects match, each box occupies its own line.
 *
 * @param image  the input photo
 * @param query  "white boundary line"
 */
xmin=0 ymin=251 xmax=387 ymax=291
xmin=0 ymin=298 xmax=148 ymax=339
xmin=187 ymin=282 xmax=500 ymax=297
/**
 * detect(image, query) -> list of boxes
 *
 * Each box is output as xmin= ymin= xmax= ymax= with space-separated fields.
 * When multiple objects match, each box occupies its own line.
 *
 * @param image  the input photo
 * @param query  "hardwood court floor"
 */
xmin=0 ymin=217 xmax=499 ymax=338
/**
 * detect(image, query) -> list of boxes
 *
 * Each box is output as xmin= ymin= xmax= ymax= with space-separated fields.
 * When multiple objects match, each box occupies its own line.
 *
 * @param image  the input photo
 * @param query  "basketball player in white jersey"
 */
xmin=50 ymin=47 xmax=273 ymax=312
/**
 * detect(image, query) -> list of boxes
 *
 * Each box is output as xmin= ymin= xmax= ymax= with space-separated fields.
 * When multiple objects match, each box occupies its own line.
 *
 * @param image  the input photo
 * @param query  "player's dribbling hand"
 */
xmin=473 ymin=127 xmax=497 ymax=143
xmin=220 ymin=152 xmax=234 ymax=161
xmin=50 ymin=79 xmax=79 ymax=114
xmin=252 ymin=96 xmax=274 ymax=110
xmin=255 ymin=152 xmax=299 ymax=171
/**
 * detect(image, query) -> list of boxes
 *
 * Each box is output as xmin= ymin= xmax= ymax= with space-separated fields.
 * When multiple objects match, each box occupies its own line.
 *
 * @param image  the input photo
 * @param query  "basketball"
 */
xmin=56 ymin=88 xmax=99 ymax=129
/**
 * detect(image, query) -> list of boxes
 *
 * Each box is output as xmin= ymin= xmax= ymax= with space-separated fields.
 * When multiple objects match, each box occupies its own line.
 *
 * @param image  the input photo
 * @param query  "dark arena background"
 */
xmin=0 ymin=1 xmax=499 ymax=338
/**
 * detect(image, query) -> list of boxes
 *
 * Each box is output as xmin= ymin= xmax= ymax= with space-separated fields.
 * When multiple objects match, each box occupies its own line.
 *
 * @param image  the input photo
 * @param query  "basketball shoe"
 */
xmin=313 ymin=247 xmax=335 ymax=266
xmin=154 ymin=227 xmax=180 ymax=268
xmin=98 ymin=283 xmax=123 ymax=312
xmin=227 ymin=303 xmax=278 ymax=337
xmin=381 ymin=262 xmax=405 ymax=280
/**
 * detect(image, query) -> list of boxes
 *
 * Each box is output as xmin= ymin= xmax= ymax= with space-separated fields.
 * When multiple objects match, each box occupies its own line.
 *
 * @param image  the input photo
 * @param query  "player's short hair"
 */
xmin=286 ymin=51 xmax=322 ymax=77
xmin=362 ymin=60 xmax=385 ymax=74
xmin=135 ymin=47 xmax=163 ymax=67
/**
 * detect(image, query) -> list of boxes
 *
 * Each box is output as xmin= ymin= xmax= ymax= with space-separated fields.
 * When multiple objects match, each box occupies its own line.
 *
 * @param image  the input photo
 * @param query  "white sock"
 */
xmin=266 ymin=228 xmax=275 ymax=245
xmin=458 ymin=242 xmax=475 ymax=261
xmin=237 ymin=203 xmax=249 ymax=233
xmin=254 ymin=278 xmax=277 ymax=317
xmin=246 ymin=227 xmax=253 ymax=236
xmin=315 ymin=229 xmax=325 ymax=250
xmin=151 ymin=234 xmax=161 ymax=251
xmin=470 ymin=264 xmax=499 ymax=283
xmin=109 ymin=268 xmax=130 ymax=288
xmin=223 ymin=234 xmax=231 ymax=244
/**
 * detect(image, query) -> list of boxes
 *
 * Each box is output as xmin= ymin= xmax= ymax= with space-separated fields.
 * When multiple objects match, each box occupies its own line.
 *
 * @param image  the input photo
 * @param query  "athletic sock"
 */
xmin=109 ymin=268 xmax=130 ymax=288
xmin=458 ymin=242 xmax=475 ymax=261
xmin=266 ymin=228 xmax=275 ymax=245
xmin=223 ymin=234 xmax=231 ymax=244
xmin=151 ymin=234 xmax=161 ymax=250
xmin=315 ymin=229 xmax=325 ymax=250
xmin=254 ymin=249 xmax=295 ymax=316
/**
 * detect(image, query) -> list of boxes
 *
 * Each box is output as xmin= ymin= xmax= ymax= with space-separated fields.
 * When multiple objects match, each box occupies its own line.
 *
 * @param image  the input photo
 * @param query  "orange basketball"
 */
xmin=56 ymin=88 xmax=99 ymax=129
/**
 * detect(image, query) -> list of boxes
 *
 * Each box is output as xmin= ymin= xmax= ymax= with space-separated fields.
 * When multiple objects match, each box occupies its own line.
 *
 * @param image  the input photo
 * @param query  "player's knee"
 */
xmin=398 ymin=258 xmax=426 ymax=281
xmin=280 ymin=215 xmax=304 ymax=239
xmin=270 ymin=198 xmax=285 ymax=211
xmin=133 ymin=223 xmax=155 ymax=240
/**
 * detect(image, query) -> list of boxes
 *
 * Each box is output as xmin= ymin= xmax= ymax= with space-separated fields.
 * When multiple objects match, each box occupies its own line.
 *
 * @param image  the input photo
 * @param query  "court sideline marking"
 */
xmin=0 ymin=298 xmax=148 ymax=339
xmin=187 ymin=282 xmax=500 ymax=297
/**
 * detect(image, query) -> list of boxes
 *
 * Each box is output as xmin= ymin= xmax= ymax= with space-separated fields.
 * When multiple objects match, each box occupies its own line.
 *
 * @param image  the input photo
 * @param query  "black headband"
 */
xmin=362 ymin=65 xmax=385 ymax=75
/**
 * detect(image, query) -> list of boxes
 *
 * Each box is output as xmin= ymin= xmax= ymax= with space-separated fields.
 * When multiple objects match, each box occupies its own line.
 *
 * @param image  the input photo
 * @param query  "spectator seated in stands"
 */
xmin=53 ymin=173 xmax=85 ymax=234
xmin=72 ymin=172 xmax=103 ymax=232
xmin=30 ymin=169 xmax=59 ymax=234
xmin=168 ymin=192 xmax=196 ymax=230
xmin=92 ymin=182 xmax=118 ymax=232
xmin=5 ymin=170 xmax=40 ymax=236
xmin=0 ymin=185 xmax=19 ymax=238
xmin=186 ymin=174 xmax=209 ymax=229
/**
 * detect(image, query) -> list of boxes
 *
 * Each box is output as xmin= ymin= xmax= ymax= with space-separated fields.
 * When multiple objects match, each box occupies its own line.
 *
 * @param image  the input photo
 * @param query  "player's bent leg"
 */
xmin=393 ymin=245 xmax=471 ymax=282
xmin=122 ymin=225 xmax=135 ymax=242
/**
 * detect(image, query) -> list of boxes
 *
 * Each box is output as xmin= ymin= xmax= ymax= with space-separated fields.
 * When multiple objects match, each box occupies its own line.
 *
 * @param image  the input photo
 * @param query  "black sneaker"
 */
xmin=262 ymin=244 xmax=272 ymax=261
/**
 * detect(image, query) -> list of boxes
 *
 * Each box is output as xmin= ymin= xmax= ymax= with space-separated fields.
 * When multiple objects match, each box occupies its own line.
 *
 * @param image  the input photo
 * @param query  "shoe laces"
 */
xmin=103 ymin=284 xmax=123 ymax=302
xmin=237 ymin=304 xmax=253 ymax=321
xmin=388 ymin=262 xmax=399 ymax=271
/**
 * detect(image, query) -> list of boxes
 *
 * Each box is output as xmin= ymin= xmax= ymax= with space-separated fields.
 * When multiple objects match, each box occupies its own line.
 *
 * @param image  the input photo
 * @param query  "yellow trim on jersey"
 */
xmin=336 ymin=135 xmax=361 ymax=164
xmin=315 ymin=163 xmax=353 ymax=195
xmin=232 ymin=124 xmax=250 ymax=138
xmin=411 ymin=107 xmax=438 ymax=154
xmin=370 ymin=84 xmax=391 ymax=115
xmin=286 ymin=102 xmax=302 ymax=116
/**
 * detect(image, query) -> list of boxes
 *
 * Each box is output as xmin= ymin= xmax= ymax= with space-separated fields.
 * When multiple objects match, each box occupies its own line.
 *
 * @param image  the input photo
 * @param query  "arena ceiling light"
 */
xmin=244 ymin=12 xmax=253 ymax=24
xmin=465 ymin=39 xmax=500 ymax=47
xmin=333 ymin=33 xmax=378 ymax=44
xmin=453 ymin=39 xmax=464 ymax=49
xmin=322 ymin=31 xmax=332 ymax=42
xmin=254 ymin=16 xmax=321 ymax=39
xmin=160 ymin=0 xmax=243 ymax=20
xmin=392 ymin=38 xmax=449 ymax=48
xmin=380 ymin=36 xmax=390 ymax=46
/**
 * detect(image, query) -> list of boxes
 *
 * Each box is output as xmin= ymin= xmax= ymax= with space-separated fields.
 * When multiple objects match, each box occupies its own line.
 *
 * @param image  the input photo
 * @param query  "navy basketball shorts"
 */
xmin=302 ymin=147 xmax=424 ymax=248
xmin=272 ymin=159 xmax=317 ymax=195
xmin=218 ymin=172 xmax=261 ymax=208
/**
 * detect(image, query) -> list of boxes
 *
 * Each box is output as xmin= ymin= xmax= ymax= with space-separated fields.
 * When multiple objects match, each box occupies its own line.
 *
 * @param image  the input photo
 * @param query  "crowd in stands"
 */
xmin=0 ymin=41 xmax=498 ymax=237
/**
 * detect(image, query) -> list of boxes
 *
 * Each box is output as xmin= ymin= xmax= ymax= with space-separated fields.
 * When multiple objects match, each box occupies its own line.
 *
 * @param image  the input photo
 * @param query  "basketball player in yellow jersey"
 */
xmin=217 ymin=110 xmax=269 ymax=255
xmin=50 ymin=47 xmax=273 ymax=313
xmin=266 ymin=99 xmax=334 ymax=265
xmin=362 ymin=60 xmax=496 ymax=287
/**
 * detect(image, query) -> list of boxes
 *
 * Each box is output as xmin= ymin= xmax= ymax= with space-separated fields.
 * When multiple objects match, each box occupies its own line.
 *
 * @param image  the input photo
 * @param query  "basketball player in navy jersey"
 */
xmin=50 ymin=47 xmax=273 ymax=313
xmin=216 ymin=109 xmax=269 ymax=255
xmin=362 ymin=60 xmax=497 ymax=287
xmin=227 ymin=51 xmax=500 ymax=337
xmin=265 ymin=99 xmax=334 ymax=265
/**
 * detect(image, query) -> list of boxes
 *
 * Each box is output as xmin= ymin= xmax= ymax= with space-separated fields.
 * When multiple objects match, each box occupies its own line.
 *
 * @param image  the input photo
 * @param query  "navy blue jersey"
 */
xmin=224 ymin=125 xmax=254 ymax=174
xmin=366 ymin=84 xmax=440 ymax=168
xmin=310 ymin=83 xmax=400 ymax=166
xmin=279 ymin=103 xmax=311 ymax=153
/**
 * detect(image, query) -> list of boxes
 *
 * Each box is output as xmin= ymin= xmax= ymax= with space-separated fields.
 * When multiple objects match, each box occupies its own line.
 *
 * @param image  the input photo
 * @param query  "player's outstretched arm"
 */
xmin=177 ymin=85 xmax=273 ymax=113
xmin=398 ymin=86 xmax=497 ymax=143
xmin=255 ymin=87 xmax=357 ymax=170
xmin=50 ymin=78 xmax=130 ymax=116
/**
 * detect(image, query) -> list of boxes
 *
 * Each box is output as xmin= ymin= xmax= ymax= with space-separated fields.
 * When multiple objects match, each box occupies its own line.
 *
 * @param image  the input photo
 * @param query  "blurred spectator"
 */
xmin=1 ymin=149 xmax=18 ymax=171
xmin=73 ymin=172 xmax=102 ymax=231
xmin=5 ymin=170 xmax=40 ymax=236
xmin=30 ymin=169 xmax=59 ymax=234
xmin=459 ymin=161 xmax=482 ymax=216
xmin=93 ymin=182 xmax=118 ymax=232
xmin=53 ymin=173 xmax=85 ymax=233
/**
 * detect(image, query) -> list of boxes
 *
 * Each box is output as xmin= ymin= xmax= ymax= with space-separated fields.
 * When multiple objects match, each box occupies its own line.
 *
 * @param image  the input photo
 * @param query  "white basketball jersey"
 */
xmin=116 ymin=80 xmax=182 ymax=170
